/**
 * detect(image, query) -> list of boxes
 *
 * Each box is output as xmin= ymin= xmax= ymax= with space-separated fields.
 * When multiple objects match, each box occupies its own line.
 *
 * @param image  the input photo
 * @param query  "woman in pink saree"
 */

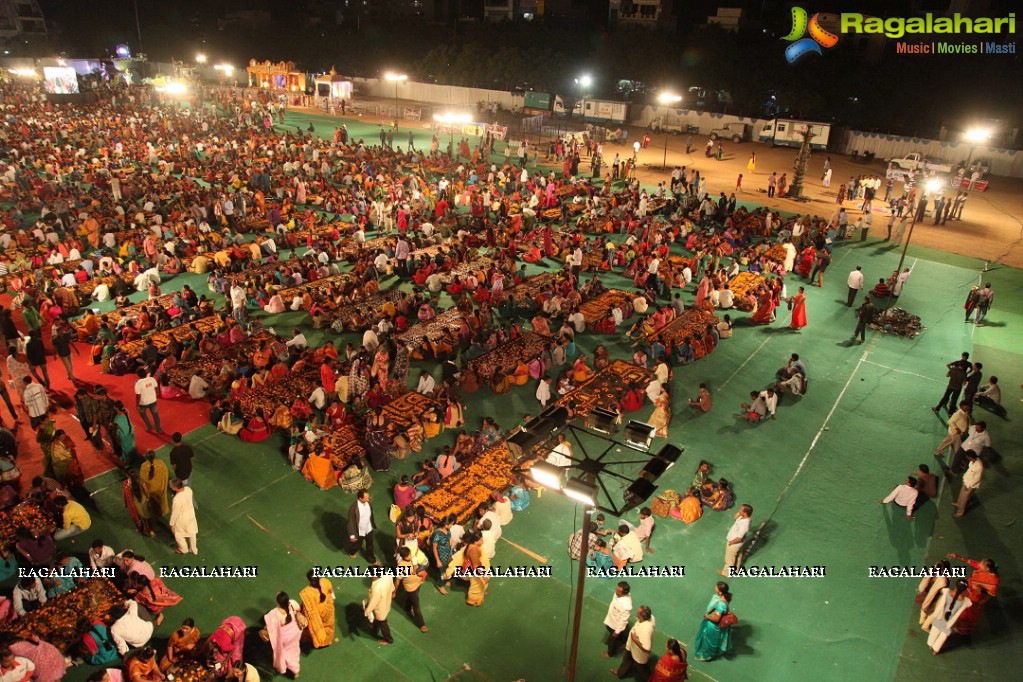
xmin=264 ymin=592 xmax=302 ymax=677
xmin=208 ymin=616 xmax=246 ymax=669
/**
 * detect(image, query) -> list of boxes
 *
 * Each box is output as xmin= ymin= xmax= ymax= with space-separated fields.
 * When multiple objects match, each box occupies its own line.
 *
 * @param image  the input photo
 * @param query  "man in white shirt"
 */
xmin=546 ymin=433 xmax=573 ymax=468
xmin=416 ymin=371 xmax=436 ymax=396
xmin=347 ymin=490 xmax=378 ymax=564
xmin=880 ymin=477 xmax=919 ymax=520
xmin=135 ymin=368 xmax=162 ymax=433
xmin=91 ymin=282 xmax=111 ymax=302
xmin=229 ymin=283 xmax=247 ymax=323
xmin=612 ymin=605 xmax=654 ymax=679
xmin=535 ymin=375 xmax=552 ymax=408
xmin=23 ymin=377 xmax=49 ymax=429
xmin=188 ymin=373 xmax=209 ymax=400
xmin=612 ymin=524 xmax=644 ymax=568
xmin=0 ymin=649 xmax=34 ymax=679
xmin=632 ymin=293 xmax=649 ymax=314
xmin=110 ymin=600 xmax=155 ymax=654
xmin=571 ymin=247 xmax=583 ymax=276
xmin=759 ymin=389 xmax=779 ymax=420
xmin=425 ymin=272 xmax=443 ymax=293
xmin=720 ymin=504 xmax=752 ymax=575
xmin=479 ymin=519 xmax=498 ymax=560
xmin=89 ymin=539 xmax=116 ymax=570
xmin=169 ymin=480 xmax=198 ymax=555
xmin=568 ymin=309 xmax=587 ymax=334
xmin=603 ymin=582 xmax=633 ymax=658
xmin=951 ymin=421 xmax=991 ymax=473
xmin=308 ymin=386 xmax=327 ymax=410
xmin=362 ymin=328 xmax=380 ymax=353
xmin=364 ymin=574 xmax=394 ymax=644
xmin=13 ymin=576 xmax=46 ymax=616
xmin=285 ymin=330 xmax=307 ymax=351
xmin=718 ymin=285 xmax=735 ymax=309
xmin=846 ymin=265 xmax=864 ymax=307
xmin=953 ymin=451 xmax=983 ymax=518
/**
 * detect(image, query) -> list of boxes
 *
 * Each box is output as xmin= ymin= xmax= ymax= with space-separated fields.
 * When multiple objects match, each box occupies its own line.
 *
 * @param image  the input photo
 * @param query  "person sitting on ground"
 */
xmin=740 ymin=390 xmax=767 ymax=423
xmin=869 ymin=277 xmax=891 ymax=298
xmin=973 ymin=376 xmax=1004 ymax=417
xmin=670 ymin=487 xmax=703 ymax=524
xmin=688 ymin=383 xmax=712 ymax=412
xmin=612 ymin=524 xmax=644 ymax=568
xmin=772 ymin=367 xmax=805 ymax=396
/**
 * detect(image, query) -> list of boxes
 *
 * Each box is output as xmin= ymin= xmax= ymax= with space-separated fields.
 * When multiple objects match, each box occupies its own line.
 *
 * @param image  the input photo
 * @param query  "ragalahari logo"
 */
xmin=783 ymin=7 xmax=840 ymax=63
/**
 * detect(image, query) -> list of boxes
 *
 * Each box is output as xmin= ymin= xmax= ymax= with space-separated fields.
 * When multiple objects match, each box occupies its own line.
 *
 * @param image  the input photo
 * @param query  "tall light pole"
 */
xmin=962 ymin=127 xmax=991 ymax=181
xmin=897 ymin=178 xmax=942 ymax=276
xmin=880 ymin=177 xmax=941 ymax=311
xmin=433 ymin=112 xmax=471 ymax=159
xmin=384 ymin=72 xmax=407 ymax=129
xmin=656 ymin=92 xmax=682 ymax=169
xmin=574 ymin=74 xmax=592 ymax=121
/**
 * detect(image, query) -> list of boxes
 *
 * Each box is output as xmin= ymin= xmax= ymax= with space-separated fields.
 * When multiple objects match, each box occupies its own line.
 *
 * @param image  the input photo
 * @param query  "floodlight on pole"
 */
xmin=433 ymin=112 xmax=472 ymax=156
xmin=384 ymin=72 xmax=407 ymax=129
xmin=563 ymin=478 xmax=598 ymax=506
xmin=195 ymin=53 xmax=207 ymax=64
xmin=657 ymin=92 xmax=683 ymax=168
xmin=530 ymin=462 xmax=567 ymax=490
xmin=963 ymin=127 xmax=991 ymax=173
xmin=574 ymin=74 xmax=593 ymax=120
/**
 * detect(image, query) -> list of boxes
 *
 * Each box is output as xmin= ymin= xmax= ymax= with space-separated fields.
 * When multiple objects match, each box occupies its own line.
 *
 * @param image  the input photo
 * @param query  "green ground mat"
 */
xmin=53 ymin=111 xmax=1022 ymax=681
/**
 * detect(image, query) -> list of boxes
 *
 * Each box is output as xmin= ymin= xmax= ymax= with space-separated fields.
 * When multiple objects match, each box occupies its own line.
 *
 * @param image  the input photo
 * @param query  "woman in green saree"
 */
xmin=694 ymin=581 xmax=734 ymax=661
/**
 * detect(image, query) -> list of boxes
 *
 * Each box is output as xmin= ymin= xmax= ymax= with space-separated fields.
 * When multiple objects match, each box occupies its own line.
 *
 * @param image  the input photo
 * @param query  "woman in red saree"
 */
xmin=127 ymin=573 xmax=182 ymax=621
xmin=796 ymin=246 xmax=816 ymax=279
xmin=240 ymin=407 xmax=272 ymax=443
xmin=788 ymin=286 xmax=808 ymax=329
xmin=650 ymin=638 xmax=688 ymax=681
xmin=751 ymin=287 xmax=775 ymax=325
xmin=947 ymin=553 xmax=999 ymax=635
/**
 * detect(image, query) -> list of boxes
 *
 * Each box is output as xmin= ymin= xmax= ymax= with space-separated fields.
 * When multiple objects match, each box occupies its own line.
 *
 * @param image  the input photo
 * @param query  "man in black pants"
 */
xmin=347 ymin=489 xmax=379 ymax=564
xmin=853 ymin=296 xmax=876 ymax=344
xmin=603 ymin=581 xmax=632 ymax=659
xmin=395 ymin=546 xmax=428 ymax=632
xmin=933 ymin=361 xmax=968 ymax=414
xmin=365 ymin=574 xmax=394 ymax=645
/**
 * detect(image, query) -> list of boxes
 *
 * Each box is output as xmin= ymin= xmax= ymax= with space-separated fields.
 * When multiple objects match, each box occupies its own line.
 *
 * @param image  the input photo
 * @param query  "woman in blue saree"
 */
xmin=694 ymin=581 xmax=733 ymax=661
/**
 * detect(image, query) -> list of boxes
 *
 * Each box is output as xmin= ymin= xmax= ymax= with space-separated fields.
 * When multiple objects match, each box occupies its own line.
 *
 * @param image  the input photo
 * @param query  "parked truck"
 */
xmin=759 ymin=119 xmax=831 ymax=150
xmin=886 ymin=151 xmax=953 ymax=174
xmin=521 ymin=92 xmax=629 ymax=123
xmin=709 ymin=122 xmax=750 ymax=143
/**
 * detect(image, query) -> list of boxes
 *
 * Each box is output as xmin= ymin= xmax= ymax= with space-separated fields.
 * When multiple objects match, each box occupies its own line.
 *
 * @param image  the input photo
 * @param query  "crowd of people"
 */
xmin=0 ymin=73 xmax=1007 ymax=681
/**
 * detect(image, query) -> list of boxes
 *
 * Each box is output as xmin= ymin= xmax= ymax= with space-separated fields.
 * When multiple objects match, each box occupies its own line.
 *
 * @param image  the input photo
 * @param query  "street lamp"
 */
xmin=514 ymin=413 xmax=682 ymax=682
xmin=574 ymin=74 xmax=592 ymax=121
xmin=195 ymin=53 xmax=207 ymax=64
xmin=894 ymin=177 xmax=942 ymax=282
xmin=433 ymin=112 xmax=472 ymax=158
xmin=656 ymin=92 xmax=682 ymax=169
xmin=962 ymin=127 xmax=991 ymax=180
xmin=384 ymin=72 xmax=407 ymax=128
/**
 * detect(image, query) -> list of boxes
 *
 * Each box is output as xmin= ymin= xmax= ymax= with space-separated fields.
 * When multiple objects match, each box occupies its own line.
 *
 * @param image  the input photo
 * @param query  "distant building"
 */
xmin=0 ymin=0 xmax=46 ymax=42
xmin=483 ymin=0 xmax=540 ymax=22
xmin=707 ymin=7 xmax=742 ymax=31
xmin=608 ymin=0 xmax=675 ymax=32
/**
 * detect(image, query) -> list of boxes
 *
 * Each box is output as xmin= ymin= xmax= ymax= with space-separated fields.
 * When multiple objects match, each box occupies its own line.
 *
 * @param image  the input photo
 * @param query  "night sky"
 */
xmin=33 ymin=0 xmax=1023 ymax=140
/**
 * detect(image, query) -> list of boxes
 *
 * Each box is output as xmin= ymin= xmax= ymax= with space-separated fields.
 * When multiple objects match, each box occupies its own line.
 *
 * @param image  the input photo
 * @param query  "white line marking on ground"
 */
xmin=227 ymin=472 xmax=292 ymax=509
xmin=719 ymin=336 xmax=772 ymax=391
xmin=861 ymin=360 xmax=943 ymax=383
xmin=762 ymin=338 xmax=876 ymax=522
